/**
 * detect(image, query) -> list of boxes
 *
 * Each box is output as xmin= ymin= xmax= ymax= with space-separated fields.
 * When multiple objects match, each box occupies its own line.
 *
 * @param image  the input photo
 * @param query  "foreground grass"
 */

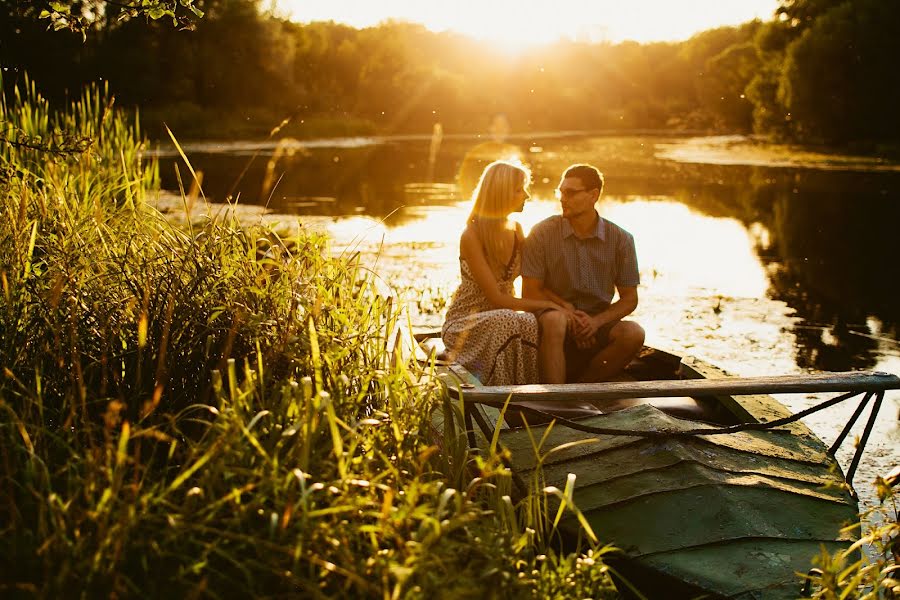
xmin=0 ymin=80 xmax=622 ymax=598
xmin=806 ymin=478 xmax=900 ymax=599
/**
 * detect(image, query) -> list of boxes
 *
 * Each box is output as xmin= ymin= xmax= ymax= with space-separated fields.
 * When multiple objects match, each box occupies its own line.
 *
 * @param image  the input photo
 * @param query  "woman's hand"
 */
xmin=540 ymin=300 xmax=566 ymax=312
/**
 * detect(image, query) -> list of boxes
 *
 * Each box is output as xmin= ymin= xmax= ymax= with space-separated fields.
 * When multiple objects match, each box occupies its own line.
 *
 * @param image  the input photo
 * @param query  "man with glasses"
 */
xmin=522 ymin=164 xmax=645 ymax=383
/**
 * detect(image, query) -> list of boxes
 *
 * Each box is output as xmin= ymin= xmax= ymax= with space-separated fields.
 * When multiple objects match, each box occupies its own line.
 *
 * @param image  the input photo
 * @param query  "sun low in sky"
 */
xmin=277 ymin=0 xmax=779 ymax=50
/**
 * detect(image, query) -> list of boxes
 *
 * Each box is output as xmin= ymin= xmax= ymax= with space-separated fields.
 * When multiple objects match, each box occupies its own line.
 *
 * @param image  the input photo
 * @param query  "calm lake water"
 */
xmin=156 ymin=132 xmax=900 ymax=508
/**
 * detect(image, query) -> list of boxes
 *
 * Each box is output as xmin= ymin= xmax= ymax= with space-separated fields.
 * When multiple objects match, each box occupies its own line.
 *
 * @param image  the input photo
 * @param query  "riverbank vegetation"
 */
xmin=807 ymin=476 xmax=899 ymax=599
xmin=3 ymin=0 xmax=899 ymax=149
xmin=0 ymin=76 xmax=628 ymax=597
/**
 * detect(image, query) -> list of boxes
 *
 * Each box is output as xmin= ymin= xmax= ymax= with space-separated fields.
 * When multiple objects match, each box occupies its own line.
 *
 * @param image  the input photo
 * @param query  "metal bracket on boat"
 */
xmin=825 ymin=390 xmax=885 ymax=495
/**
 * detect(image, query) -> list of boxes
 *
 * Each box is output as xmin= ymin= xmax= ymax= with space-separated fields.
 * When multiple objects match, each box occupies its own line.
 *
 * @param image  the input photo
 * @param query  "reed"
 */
xmin=0 ymin=79 xmax=619 ymax=597
xmin=804 ymin=479 xmax=899 ymax=599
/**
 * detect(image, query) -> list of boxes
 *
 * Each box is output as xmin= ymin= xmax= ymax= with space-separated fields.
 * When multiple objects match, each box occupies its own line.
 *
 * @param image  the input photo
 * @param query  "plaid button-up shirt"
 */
xmin=522 ymin=212 xmax=640 ymax=314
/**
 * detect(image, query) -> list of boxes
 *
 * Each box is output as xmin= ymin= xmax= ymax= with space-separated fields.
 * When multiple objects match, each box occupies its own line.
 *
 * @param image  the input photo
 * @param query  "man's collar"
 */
xmin=562 ymin=210 xmax=605 ymax=240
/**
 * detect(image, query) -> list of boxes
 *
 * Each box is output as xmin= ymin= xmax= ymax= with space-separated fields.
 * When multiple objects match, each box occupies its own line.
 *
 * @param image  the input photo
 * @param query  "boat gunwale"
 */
xmin=448 ymin=370 xmax=900 ymax=403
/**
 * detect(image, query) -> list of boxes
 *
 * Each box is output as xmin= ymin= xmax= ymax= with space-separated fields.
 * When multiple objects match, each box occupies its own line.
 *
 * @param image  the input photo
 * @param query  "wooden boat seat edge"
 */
xmin=417 ymin=336 xmax=454 ymax=364
xmin=418 ymin=337 xmax=715 ymax=422
xmin=505 ymin=396 xmax=712 ymax=426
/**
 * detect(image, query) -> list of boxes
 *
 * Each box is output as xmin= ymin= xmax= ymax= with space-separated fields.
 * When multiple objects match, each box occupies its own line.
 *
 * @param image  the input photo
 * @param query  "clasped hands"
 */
xmin=559 ymin=304 xmax=603 ymax=349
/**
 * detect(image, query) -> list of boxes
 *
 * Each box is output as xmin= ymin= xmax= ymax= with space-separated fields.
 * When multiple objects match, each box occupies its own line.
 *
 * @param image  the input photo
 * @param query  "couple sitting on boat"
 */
xmin=442 ymin=161 xmax=645 ymax=387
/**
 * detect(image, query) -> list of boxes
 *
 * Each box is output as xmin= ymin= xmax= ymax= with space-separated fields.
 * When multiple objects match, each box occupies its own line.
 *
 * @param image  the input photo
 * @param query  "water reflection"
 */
xmin=157 ymin=134 xmax=900 ymax=374
xmin=316 ymin=196 xmax=794 ymax=375
xmin=754 ymin=169 xmax=900 ymax=371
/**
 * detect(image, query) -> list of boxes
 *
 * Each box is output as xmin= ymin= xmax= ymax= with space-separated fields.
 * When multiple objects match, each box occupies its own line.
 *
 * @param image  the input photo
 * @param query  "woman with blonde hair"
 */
xmin=441 ymin=160 xmax=564 ymax=385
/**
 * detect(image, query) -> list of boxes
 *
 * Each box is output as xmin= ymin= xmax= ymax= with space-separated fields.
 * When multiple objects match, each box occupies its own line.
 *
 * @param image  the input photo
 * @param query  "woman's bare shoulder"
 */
xmin=461 ymin=225 xmax=484 ymax=247
xmin=459 ymin=225 xmax=482 ymax=258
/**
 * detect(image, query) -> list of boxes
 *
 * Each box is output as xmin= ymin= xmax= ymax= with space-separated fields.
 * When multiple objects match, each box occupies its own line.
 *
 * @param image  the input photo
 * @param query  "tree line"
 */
xmin=2 ymin=0 xmax=897 ymax=146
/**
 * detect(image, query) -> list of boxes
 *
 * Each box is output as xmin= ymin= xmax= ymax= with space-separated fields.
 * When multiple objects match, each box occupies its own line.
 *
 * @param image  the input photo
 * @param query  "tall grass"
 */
xmin=0 ymin=79 xmax=619 ymax=597
xmin=805 ymin=478 xmax=899 ymax=599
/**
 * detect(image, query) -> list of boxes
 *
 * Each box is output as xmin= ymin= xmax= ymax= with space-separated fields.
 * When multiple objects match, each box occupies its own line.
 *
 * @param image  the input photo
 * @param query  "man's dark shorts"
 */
xmin=564 ymin=320 xmax=618 ymax=382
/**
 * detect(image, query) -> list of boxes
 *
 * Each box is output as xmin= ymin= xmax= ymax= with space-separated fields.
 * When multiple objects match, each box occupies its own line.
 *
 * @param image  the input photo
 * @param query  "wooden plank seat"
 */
xmin=419 ymin=336 xmax=724 ymax=424
xmin=419 ymin=333 xmax=900 ymax=428
xmin=503 ymin=395 xmax=712 ymax=427
xmin=456 ymin=371 xmax=900 ymax=403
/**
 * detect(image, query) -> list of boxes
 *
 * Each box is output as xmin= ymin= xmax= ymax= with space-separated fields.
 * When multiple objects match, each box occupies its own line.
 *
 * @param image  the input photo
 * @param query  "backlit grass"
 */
xmin=0 ymin=78 xmax=620 ymax=598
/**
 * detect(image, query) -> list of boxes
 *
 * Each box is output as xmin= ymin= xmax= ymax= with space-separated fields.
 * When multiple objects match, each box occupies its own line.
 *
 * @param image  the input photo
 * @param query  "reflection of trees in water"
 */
xmin=162 ymin=137 xmax=534 ymax=220
xmin=161 ymin=137 xmax=531 ymax=220
xmin=750 ymin=169 xmax=899 ymax=370
xmin=665 ymin=165 xmax=900 ymax=371
xmin=769 ymin=269 xmax=882 ymax=372
xmin=160 ymin=142 xmax=445 ymax=217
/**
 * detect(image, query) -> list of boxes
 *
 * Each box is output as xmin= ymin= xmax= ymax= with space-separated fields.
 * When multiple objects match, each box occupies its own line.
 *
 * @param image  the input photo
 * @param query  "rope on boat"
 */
xmin=456 ymin=388 xmax=886 ymax=493
xmin=467 ymin=390 xmax=869 ymax=438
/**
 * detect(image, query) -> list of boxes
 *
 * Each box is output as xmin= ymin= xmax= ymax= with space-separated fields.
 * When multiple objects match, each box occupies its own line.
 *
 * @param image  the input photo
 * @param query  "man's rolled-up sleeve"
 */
xmin=521 ymin=226 xmax=545 ymax=281
xmin=616 ymin=233 xmax=640 ymax=287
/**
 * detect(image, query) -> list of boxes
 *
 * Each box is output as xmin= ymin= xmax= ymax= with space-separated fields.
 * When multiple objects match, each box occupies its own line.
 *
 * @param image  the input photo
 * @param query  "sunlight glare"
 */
xmin=278 ymin=0 xmax=779 ymax=46
xmin=602 ymin=200 xmax=769 ymax=298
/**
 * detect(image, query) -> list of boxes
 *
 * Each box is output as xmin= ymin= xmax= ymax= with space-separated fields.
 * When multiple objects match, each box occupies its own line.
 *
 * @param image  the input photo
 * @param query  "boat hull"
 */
xmin=428 ymin=343 xmax=860 ymax=599
xmin=502 ymin=404 xmax=857 ymax=599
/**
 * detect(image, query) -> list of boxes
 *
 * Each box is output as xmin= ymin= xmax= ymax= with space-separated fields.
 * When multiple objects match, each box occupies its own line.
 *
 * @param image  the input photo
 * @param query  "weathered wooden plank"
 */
xmin=531 ymin=439 xmax=846 ymax=492
xmin=441 ymin=364 xmax=482 ymax=387
xmin=500 ymin=404 xmax=833 ymax=471
xmin=701 ymin=426 xmax=828 ymax=460
xmin=539 ymin=461 xmax=850 ymax=513
xmin=679 ymin=355 xmax=780 ymax=422
xmin=498 ymin=407 xmax=652 ymax=468
xmin=459 ymin=370 xmax=900 ymax=403
xmin=678 ymin=356 xmax=830 ymax=448
xmin=572 ymin=485 xmax=857 ymax=557
xmin=436 ymin=369 xmax=507 ymax=433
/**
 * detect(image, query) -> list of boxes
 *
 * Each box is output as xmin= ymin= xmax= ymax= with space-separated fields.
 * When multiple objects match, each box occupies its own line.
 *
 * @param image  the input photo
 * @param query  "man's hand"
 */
xmin=570 ymin=310 xmax=603 ymax=348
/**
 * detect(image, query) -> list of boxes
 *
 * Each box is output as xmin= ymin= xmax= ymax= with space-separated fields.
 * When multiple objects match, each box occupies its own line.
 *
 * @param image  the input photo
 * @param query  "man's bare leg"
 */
xmin=576 ymin=320 xmax=645 ymax=383
xmin=538 ymin=310 xmax=568 ymax=383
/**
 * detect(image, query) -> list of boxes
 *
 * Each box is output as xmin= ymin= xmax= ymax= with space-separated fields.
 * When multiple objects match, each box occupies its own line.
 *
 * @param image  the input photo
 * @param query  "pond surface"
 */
xmin=157 ymin=132 xmax=900 ymax=508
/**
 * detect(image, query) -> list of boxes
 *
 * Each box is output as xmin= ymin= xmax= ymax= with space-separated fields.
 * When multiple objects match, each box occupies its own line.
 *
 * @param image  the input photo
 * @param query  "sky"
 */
xmin=275 ymin=0 xmax=780 ymax=48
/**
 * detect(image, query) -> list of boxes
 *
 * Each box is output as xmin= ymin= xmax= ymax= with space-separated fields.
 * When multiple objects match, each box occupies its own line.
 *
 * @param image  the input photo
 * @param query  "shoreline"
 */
xmin=150 ymin=131 xmax=900 ymax=172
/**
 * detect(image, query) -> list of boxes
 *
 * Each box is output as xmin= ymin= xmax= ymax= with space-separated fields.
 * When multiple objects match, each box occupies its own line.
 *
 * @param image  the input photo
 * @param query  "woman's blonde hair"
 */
xmin=468 ymin=160 xmax=530 ymax=278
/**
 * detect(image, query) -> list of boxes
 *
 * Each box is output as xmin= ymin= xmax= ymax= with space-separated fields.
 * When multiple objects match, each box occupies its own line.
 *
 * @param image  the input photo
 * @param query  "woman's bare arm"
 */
xmin=460 ymin=228 xmax=561 ymax=313
xmin=522 ymin=276 xmax=575 ymax=311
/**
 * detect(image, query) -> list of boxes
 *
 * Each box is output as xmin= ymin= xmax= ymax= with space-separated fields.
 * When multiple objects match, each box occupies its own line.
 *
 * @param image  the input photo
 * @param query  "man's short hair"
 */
xmin=564 ymin=164 xmax=604 ymax=195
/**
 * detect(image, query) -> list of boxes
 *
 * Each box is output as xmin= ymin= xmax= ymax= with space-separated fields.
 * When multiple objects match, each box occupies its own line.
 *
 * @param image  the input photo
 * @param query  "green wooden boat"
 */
xmin=418 ymin=335 xmax=900 ymax=599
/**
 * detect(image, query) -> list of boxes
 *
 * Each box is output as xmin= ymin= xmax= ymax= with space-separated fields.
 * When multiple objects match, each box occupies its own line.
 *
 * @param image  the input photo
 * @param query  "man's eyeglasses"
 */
xmin=555 ymin=187 xmax=588 ymax=199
